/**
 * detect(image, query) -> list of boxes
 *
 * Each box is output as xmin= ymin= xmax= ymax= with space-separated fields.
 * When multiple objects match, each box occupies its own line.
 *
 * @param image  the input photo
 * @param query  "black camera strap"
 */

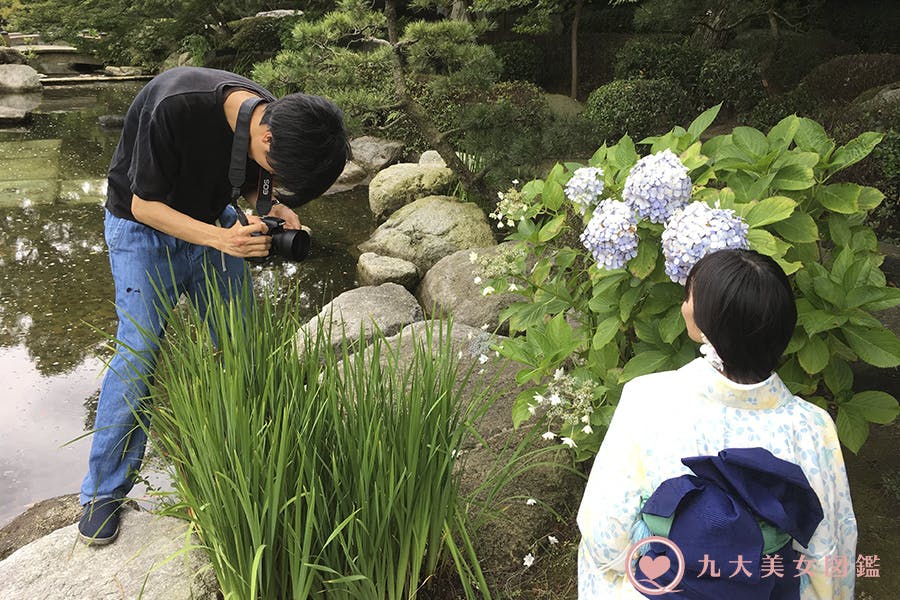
xmin=229 ymin=96 xmax=274 ymax=225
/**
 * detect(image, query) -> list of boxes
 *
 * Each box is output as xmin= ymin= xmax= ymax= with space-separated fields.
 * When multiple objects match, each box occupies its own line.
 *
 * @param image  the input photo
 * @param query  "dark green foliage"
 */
xmin=698 ymin=49 xmax=765 ymax=114
xmin=456 ymin=80 xmax=552 ymax=171
xmin=802 ymin=54 xmax=900 ymax=104
xmin=583 ymin=77 xmax=689 ymax=143
xmin=613 ymin=36 xmax=703 ymax=91
xmin=817 ymin=0 xmax=900 ymax=54
xmin=766 ymin=30 xmax=858 ymax=91
xmin=494 ymin=39 xmax=546 ymax=85
xmin=225 ymin=15 xmax=305 ymax=76
xmin=826 ymin=93 xmax=900 ymax=244
xmin=743 ymin=84 xmax=819 ymax=130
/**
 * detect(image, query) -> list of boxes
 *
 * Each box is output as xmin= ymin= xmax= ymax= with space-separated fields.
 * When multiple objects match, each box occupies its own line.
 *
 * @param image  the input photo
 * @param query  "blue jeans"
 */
xmin=80 ymin=207 xmax=249 ymax=506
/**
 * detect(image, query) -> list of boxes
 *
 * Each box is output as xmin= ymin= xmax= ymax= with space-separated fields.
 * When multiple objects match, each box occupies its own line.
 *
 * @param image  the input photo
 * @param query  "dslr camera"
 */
xmin=249 ymin=216 xmax=311 ymax=263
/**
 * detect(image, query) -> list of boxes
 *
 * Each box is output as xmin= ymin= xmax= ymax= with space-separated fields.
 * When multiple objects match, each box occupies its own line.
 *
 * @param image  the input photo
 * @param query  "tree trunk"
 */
xmin=450 ymin=0 xmax=470 ymax=22
xmin=383 ymin=0 xmax=492 ymax=203
xmin=760 ymin=7 xmax=781 ymax=94
xmin=570 ymin=0 xmax=583 ymax=99
xmin=690 ymin=3 xmax=730 ymax=49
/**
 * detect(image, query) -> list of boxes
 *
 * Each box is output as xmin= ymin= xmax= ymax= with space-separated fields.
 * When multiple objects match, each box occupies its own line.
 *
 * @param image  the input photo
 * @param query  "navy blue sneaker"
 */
xmin=78 ymin=499 xmax=122 ymax=545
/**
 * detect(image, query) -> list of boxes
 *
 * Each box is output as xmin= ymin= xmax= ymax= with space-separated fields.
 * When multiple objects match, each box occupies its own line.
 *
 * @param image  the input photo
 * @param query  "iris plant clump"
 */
xmin=146 ymin=281 xmax=495 ymax=600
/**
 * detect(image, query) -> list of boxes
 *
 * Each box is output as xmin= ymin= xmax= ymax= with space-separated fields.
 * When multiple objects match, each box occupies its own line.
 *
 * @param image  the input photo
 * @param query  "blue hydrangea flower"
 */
xmin=661 ymin=202 xmax=750 ymax=284
xmin=564 ymin=167 xmax=605 ymax=215
xmin=622 ymin=149 xmax=692 ymax=224
xmin=580 ymin=199 xmax=639 ymax=270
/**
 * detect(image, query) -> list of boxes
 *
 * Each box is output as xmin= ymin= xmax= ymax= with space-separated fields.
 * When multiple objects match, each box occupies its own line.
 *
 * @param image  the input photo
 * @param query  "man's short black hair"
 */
xmin=261 ymin=93 xmax=349 ymax=207
xmin=685 ymin=249 xmax=797 ymax=383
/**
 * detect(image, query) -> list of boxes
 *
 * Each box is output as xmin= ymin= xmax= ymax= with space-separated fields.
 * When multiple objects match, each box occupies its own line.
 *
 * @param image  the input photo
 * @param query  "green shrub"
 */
xmin=743 ymin=83 xmax=820 ymax=130
xmin=584 ymin=77 xmax=690 ymax=144
xmin=613 ymin=36 xmax=704 ymax=91
xmin=457 ymin=81 xmax=552 ymax=168
xmin=493 ymin=39 xmax=545 ymax=85
xmin=481 ymin=107 xmax=900 ymax=457
xmin=802 ymin=54 xmax=900 ymax=104
xmin=698 ymin=49 xmax=765 ymax=115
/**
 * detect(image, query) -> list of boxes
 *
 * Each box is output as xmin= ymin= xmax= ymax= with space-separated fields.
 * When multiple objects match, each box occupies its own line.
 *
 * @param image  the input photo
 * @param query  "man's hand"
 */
xmin=216 ymin=217 xmax=271 ymax=258
xmin=268 ymin=203 xmax=303 ymax=230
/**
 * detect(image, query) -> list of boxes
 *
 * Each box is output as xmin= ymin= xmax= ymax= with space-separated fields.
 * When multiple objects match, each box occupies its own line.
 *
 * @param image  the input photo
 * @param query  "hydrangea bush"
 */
xmin=486 ymin=105 xmax=900 ymax=458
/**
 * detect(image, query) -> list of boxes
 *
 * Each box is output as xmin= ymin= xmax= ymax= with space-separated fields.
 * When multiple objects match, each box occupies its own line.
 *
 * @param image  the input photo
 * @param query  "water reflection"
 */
xmin=0 ymin=81 xmax=373 ymax=526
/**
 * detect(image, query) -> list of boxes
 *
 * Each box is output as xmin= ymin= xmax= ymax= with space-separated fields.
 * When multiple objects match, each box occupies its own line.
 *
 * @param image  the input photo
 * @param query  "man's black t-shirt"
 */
xmin=106 ymin=67 xmax=275 ymax=224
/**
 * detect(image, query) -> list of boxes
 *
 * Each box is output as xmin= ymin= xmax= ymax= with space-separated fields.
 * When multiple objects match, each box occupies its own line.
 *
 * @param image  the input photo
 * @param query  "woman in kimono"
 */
xmin=577 ymin=249 xmax=856 ymax=599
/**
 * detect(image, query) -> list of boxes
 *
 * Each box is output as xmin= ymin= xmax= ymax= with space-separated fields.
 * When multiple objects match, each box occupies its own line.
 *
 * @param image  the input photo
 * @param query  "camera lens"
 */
xmin=271 ymin=228 xmax=311 ymax=261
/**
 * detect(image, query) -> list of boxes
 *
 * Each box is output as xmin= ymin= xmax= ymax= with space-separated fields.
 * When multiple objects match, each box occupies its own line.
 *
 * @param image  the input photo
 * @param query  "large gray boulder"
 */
xmin=358 ymin=195 xmax=495 ymax=274
xmin=0 ymin=508 xmax=219 ymax=600
xmin=369 ymin=163 xmax=455 ymax=222
xmin=417 ymin=244 xmax=523 ymax=335
xmin=350 ymin=136 xmax=405 ymax=175
xmin=300 ymin=282 xmax=424 ymax=352
xmin=0 ymin=92 xmax=40 ymax=124
xmin=0 ymin=64 xmax=42 ymax=92
xmin=357 ymin=252 xmax=420 ymax=290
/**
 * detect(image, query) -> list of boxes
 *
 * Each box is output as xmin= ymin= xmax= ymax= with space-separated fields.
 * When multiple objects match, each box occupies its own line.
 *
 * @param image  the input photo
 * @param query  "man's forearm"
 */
xmin=131 ymin=195 xmax=223 ymax=249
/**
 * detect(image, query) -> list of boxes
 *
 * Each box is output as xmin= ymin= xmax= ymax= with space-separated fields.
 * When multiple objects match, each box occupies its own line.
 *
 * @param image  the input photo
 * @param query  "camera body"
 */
xmin=249 ymin=216 xmax=311 ymax=263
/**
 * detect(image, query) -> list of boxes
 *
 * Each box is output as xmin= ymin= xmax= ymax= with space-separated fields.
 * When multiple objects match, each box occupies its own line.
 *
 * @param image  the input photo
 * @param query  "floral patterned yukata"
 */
xmin=578 ymin=357 xmax=857 ymax=599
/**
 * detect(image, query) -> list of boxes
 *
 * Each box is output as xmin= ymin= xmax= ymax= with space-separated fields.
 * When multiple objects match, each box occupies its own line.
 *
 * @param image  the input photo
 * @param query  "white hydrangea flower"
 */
xmin=661 ymin=201 xmax=750 ymax=284
xmin=622 ymin=149 xmax=692 ymax=224
xmin=580 ymin=200 xmax=639 ymax=270
xmin=564 ymin=166 xmax=605 ymax=215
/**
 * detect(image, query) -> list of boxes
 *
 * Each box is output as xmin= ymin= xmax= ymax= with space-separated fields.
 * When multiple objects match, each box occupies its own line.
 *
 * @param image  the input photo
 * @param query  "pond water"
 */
xmin=0 ymin=83 xmax=373 ymax=527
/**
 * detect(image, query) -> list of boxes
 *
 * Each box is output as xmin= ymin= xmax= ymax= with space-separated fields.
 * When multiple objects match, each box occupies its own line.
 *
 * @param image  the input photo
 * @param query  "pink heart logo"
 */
xmin=639 ymin=555 xmax=671 ymax=581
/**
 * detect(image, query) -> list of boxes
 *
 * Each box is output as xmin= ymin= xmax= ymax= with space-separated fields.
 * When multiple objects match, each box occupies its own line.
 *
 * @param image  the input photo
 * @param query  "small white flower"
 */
xmin=523 ymin=553 xmax=535 ymax=568
xmin=494 ymin=351 xmax=500 ymax=357
xmin=553 ymin=368 xmax=565 ymax=380
xmin=533 ymin=393 xmax=546 ymax=404
xmin=480 ymin=323 xmax=489 ymax=330
xmin=508 ymin=283 xmax=520 ymax=292
xmin=478 ymin=353 xmax=489 ymax=364
xmin=482 ymin=286 xmax=495 ymax=296
xmin=528 ymin=404 xmax=537 ymax=415
xmin=548 ymin=393 xmax=562 ymax=406
xmin=469 ymin=251 xmax=478 ymax=263
xmin=512 ymin=179 xmax=520 ymax=185
xmin=582 ymin=424 xmax=593 ymax=434
xmin=525 ymin=498 xmax=537 ymax=506
xmin=507 ymin=219 xmax=515 ymax=227
xmin=497 ymin=221 xmax=505 ymax=229
xmin=561 ymin=437 xmax=577 ymax=448
xmin=473 ymin=276 xmax=482 ymax=284
xmin=541 ymin=431 xmax=557 ymax=440
xmin=548 ymin=535 xmax=559 ymax=545
xmin=457 ymin=351 xmax=464 ymax=359
xmin=478 ymin=368 xmax=485 ymax=374
xmin=581 ymin=414 xmax=591 ymax=424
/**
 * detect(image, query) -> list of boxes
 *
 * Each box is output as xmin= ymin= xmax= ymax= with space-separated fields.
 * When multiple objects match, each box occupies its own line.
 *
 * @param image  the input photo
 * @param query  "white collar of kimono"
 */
xmin=687 ymin=358 xmax=794 ymax=410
